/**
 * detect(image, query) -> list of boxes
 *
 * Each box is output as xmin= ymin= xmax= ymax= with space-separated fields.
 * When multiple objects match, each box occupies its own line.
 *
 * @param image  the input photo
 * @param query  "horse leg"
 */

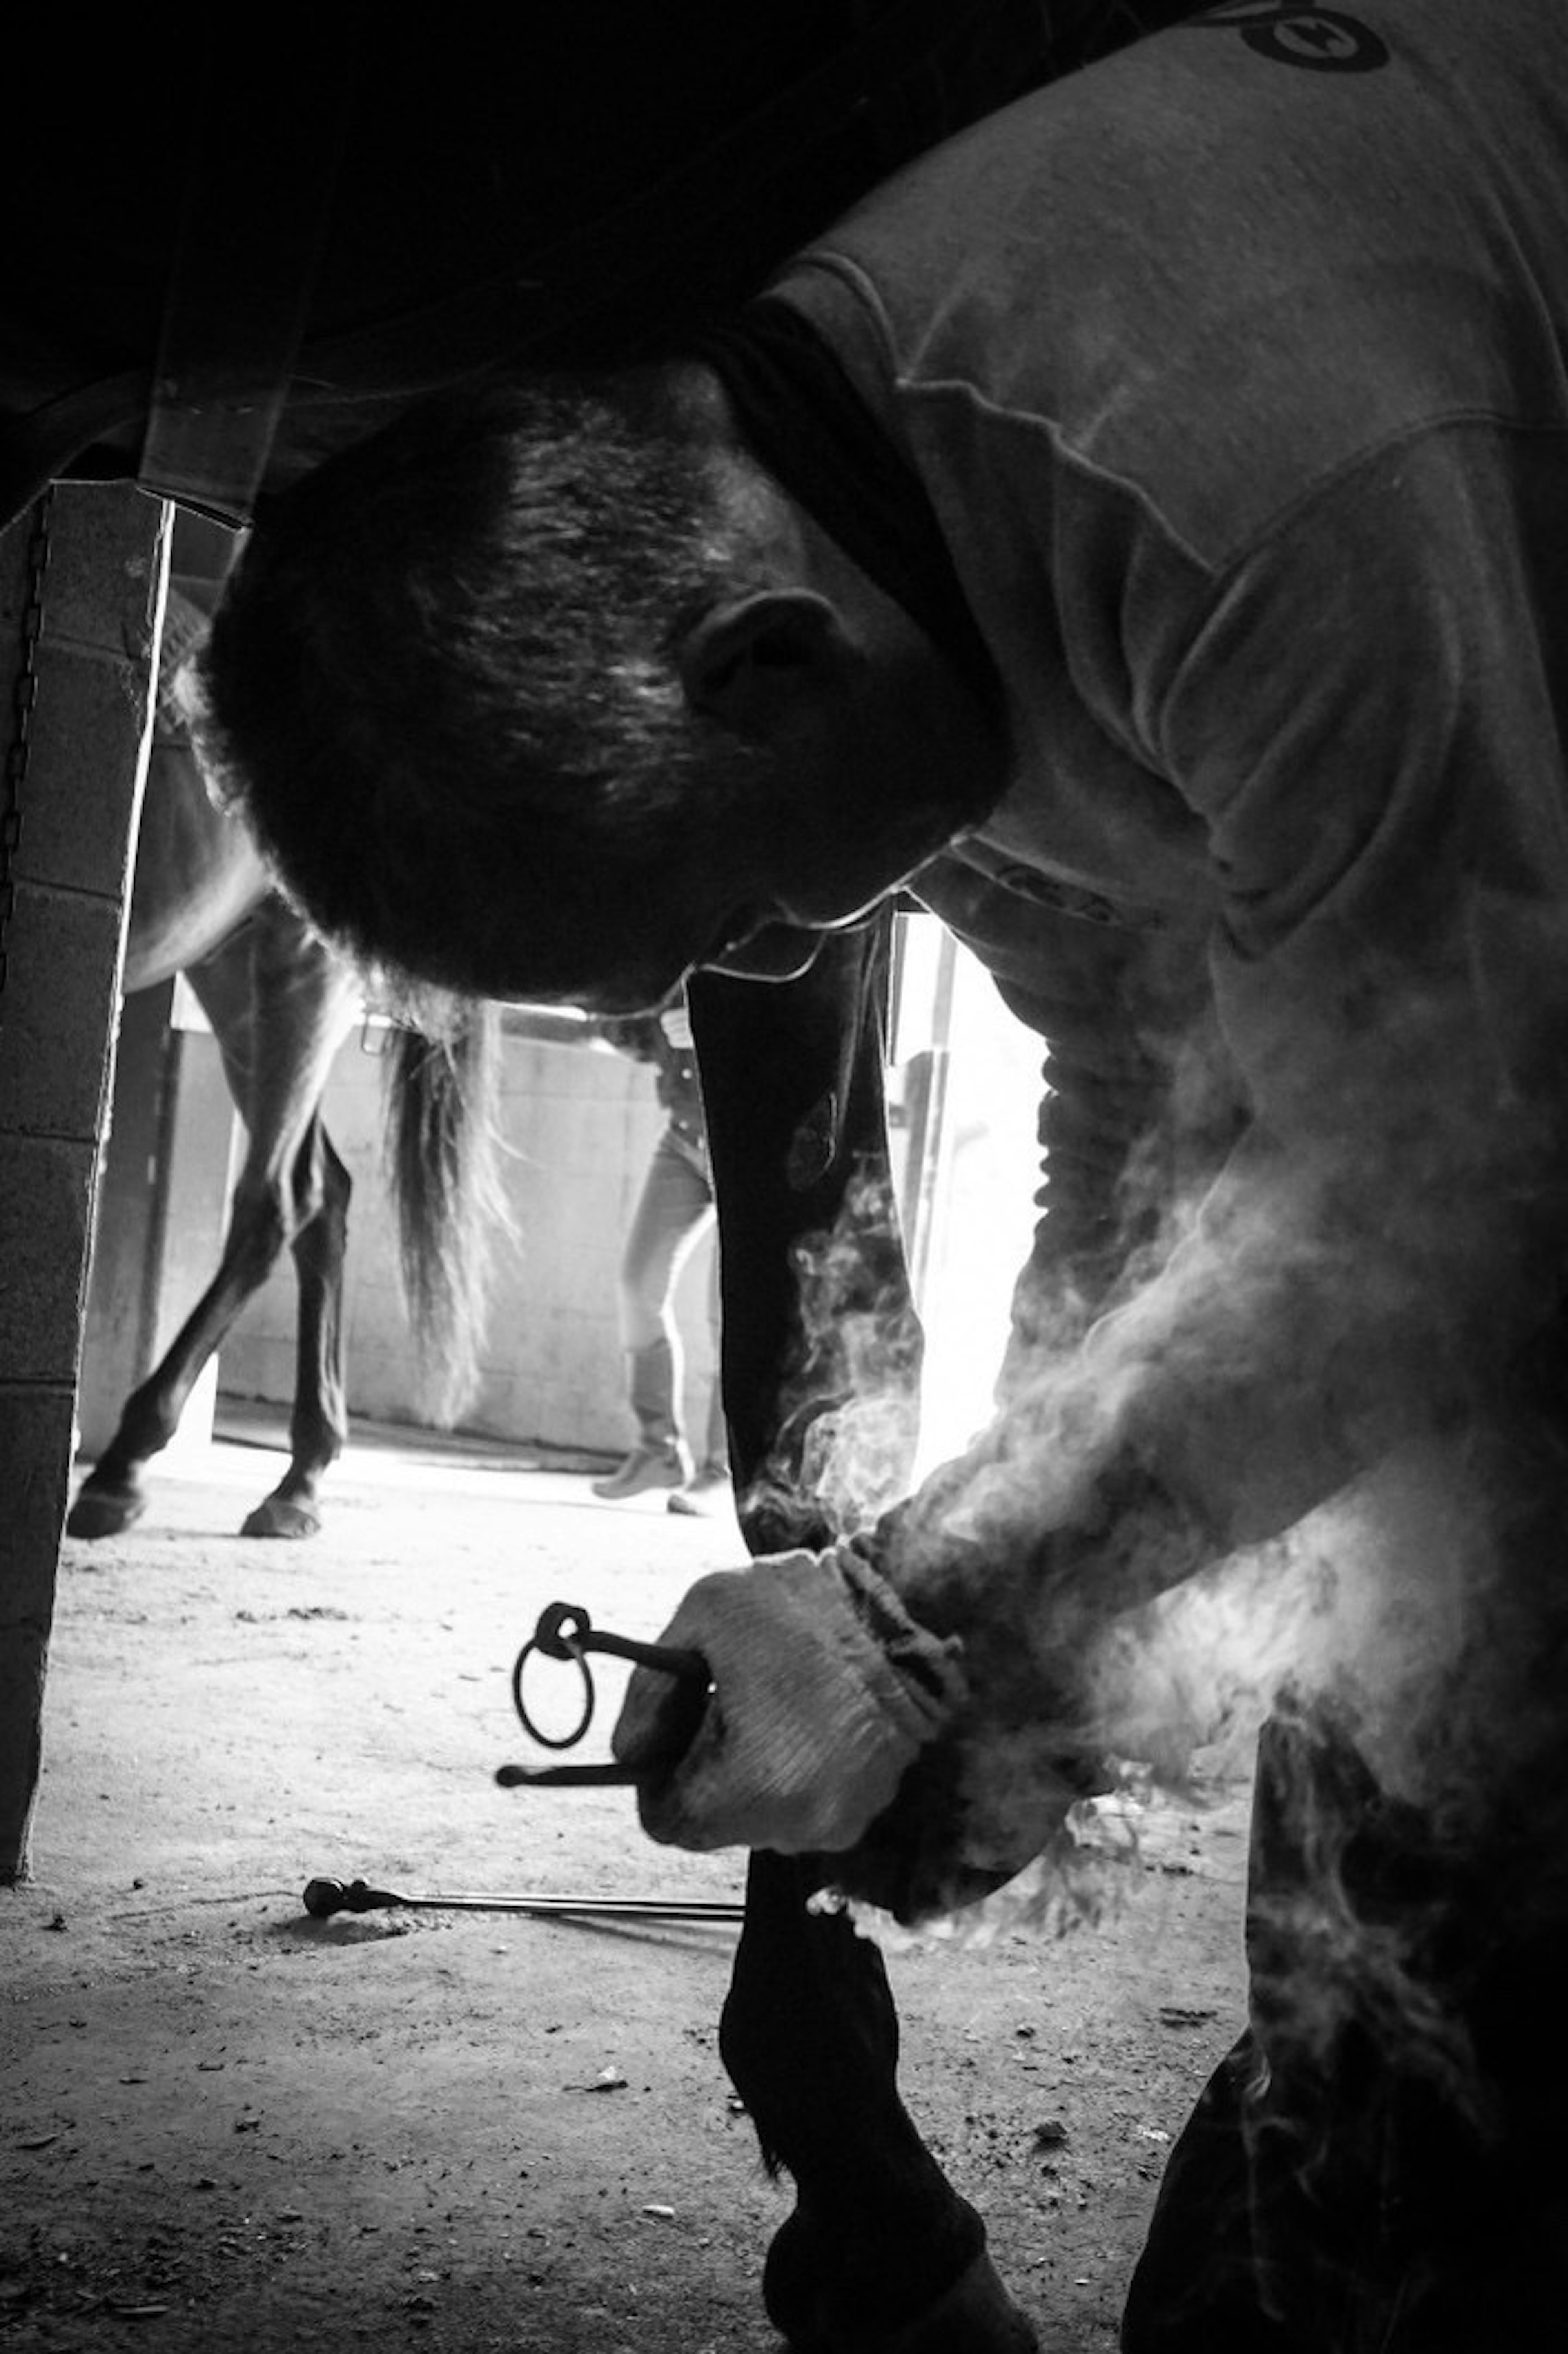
xmin=212 ymin=903 xmax=358 ymax=1537
xmin=69 ymin=900 xmax=357 ymax=1539
xmin=722 ymin=1851 xmax=1036 ymax=2352
xmin=67 ymin=1168 xmax=300 ymax=1537
xmin=238 ymin=1127 xmax=350 ymax=1538
xmin=691 ymin=938 xmax=1032 ymax=2350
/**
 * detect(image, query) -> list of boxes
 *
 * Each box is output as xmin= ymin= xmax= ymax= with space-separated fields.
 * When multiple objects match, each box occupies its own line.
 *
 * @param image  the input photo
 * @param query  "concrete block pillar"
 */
xmin=0 ymin=484 xmax=168 ymax=1883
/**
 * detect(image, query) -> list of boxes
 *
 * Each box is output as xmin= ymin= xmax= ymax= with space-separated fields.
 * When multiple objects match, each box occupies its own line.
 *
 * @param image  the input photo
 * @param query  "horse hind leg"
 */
xmin=68 ymin=1115 xmax=349 ymax=1541
xmin=67 ymin=1173 xmax=296 ymax=1539
xmin=69 ymin=897 xmax=357 ymax=1540
xmin=239 ymin=1127 xmax=350 ymax=1538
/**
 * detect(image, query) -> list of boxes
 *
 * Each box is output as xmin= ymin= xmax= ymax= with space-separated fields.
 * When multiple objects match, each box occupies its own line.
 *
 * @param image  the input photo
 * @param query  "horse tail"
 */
xmin=382 ymin=1000 xmax=510 ymax=1426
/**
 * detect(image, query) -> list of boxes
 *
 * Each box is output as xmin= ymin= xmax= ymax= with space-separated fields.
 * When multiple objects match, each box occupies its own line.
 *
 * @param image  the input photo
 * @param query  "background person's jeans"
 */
xmin=617 ymin=1123 xmax=726 ymax=1468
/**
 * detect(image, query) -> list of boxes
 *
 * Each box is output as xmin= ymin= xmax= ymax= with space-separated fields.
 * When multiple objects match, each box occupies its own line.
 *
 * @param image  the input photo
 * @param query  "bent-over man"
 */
xmin=189 ymin=4 xmax=1568 ymax=2343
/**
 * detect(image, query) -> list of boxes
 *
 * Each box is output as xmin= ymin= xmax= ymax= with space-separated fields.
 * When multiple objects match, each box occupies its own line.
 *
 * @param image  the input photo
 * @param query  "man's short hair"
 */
xmin=187 ymin=366 xmax=751 ymax=1007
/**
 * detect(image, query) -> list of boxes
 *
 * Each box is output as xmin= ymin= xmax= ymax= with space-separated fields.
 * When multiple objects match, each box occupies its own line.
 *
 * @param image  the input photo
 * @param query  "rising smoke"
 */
xmin=737 ymin=1160 xmax=925 ymax=1549
xmin=768 ymin=927 xmax=1568 ymax=2112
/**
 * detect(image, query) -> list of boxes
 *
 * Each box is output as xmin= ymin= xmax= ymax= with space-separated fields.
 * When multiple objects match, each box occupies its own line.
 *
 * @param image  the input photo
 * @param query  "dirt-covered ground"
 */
xmin=1 ymin=1415 xmax=1250 ymax=2352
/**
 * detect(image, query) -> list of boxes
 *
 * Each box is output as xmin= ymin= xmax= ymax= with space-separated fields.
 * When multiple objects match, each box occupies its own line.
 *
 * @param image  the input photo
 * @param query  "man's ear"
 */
xmin=677 ymin=589 xmax=856 ymax=741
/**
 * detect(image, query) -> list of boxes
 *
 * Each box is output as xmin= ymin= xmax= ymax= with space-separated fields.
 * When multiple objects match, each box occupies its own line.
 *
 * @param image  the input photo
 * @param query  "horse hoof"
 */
xmin=65 ymin=1485 xmax=146 ymax=1541
xmin=775 ymin=2250 xmax=1040 ymax=2354
xmin=239 ymin=1497 xmax=322 ymax=1540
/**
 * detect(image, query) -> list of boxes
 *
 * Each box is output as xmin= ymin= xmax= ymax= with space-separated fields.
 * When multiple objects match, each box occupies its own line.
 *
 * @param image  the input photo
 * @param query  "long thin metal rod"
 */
xmin=302 ymin=1875 xmax=742 ymax=1922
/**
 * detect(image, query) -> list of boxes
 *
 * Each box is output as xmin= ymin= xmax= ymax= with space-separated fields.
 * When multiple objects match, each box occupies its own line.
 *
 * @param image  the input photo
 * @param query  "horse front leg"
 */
xmin=722 ymin=1851 xmax=1035 ymax=2353
xmin=691 ymin=938 xmax=1036 ymax=2352
xmin=239 ymin=1132 xmax=350 ymax=1537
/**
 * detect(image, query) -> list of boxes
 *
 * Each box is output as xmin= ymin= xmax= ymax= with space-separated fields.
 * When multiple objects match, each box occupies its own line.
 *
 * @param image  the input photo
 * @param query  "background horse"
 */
xmin=67 ymin=588 xmax=499 ymax=1543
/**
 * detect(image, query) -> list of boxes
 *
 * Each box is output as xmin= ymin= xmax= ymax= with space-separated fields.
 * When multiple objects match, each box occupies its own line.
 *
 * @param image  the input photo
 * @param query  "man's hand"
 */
xmin=610 ymin=1546 xmax=966 ymax=1854
xmin=608 ymin=1534 xmax=1106 ymax=1921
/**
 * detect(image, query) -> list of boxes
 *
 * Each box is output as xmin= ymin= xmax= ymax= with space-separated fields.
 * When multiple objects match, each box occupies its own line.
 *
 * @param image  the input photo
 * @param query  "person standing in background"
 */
xmin=593 ymin=991 xmax=732 ymax=1514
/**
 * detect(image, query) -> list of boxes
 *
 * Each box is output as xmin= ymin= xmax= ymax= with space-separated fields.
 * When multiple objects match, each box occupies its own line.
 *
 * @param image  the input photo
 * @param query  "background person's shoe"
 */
xmin=667 ymin=1465 xmax=733 ymax=1517
xmin=591 ymin=1441 xmax=692 ymax=1500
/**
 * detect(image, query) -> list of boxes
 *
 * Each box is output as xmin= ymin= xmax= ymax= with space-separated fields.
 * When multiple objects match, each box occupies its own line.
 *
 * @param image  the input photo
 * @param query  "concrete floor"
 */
xmin=0 ymin=1414 xmax=1248 ymax=2352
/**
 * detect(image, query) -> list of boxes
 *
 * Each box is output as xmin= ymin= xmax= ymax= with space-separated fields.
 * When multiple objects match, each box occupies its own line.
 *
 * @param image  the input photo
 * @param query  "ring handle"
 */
xmin=507 ymin=1599 xmax=711 ymax=1762
xmin=511 ymin=1625 xmax=595 ymax=1750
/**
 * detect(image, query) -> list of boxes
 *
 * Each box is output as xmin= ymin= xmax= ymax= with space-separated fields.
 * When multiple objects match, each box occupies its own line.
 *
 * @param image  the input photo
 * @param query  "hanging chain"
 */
xmin=0 ymin=487 xmax=55 ymax=1007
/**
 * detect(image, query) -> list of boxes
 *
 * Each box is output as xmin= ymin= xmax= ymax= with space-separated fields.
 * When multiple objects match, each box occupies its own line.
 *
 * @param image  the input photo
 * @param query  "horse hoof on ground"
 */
xmin=65 ymin=1483 xmax=147 ymax=1541
xmin=239 ymin=1495 xmax=322 ymax=1540
xmin=772 ymin=2247 xmax=1039 ymax=2353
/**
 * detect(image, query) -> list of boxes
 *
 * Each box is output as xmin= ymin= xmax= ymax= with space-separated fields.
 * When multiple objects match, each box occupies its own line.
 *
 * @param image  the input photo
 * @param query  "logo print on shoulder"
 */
xmin=1188 ymin=3 xmax=1391 ymax=72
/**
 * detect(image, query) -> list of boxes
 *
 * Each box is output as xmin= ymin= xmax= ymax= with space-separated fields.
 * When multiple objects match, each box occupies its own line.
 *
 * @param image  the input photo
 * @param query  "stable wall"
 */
xmin=214 ymin=937 xmax=1045 ymax=1470
xmin=218 ymin=1024 xmax=717 ymax=1459
xmin=0 ymin=486 xmax=167 ymax=1878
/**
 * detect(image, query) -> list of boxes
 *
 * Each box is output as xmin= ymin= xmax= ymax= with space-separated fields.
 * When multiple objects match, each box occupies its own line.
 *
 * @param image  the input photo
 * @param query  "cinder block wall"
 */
xmin=0 ymin=487 xmax=166 ymax=1878
xmin=219 ymin=1027 xmax=717 ymax=1458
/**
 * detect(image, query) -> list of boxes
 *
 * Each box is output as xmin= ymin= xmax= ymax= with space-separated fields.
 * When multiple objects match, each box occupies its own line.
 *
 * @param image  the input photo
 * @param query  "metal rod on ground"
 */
xmin=302 ymin=1875 xmax=742 ymax=1923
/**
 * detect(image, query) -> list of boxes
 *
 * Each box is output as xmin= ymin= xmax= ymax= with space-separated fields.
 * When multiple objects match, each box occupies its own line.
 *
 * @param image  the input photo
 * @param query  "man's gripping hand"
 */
xmin=610 ymin=1546 xmax=967 ymax=1854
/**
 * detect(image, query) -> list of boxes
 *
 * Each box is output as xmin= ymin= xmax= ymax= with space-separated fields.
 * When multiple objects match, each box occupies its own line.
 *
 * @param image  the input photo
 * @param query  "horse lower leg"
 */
xmin=720 ymin=1850 xmax=985 ymax=2336
xmin=689 ymin=939 xmax=983 ymax=2330
xmin=241 ymin=1139 xmax=350 ymax=1539
xmin=67 ymin=1216 xmax=278 ymax=1539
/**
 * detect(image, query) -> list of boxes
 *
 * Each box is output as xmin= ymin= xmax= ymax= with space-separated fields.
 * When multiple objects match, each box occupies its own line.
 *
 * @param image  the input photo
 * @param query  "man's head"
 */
xmin=189 ymin=362 xmax=1000 ymax=1012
